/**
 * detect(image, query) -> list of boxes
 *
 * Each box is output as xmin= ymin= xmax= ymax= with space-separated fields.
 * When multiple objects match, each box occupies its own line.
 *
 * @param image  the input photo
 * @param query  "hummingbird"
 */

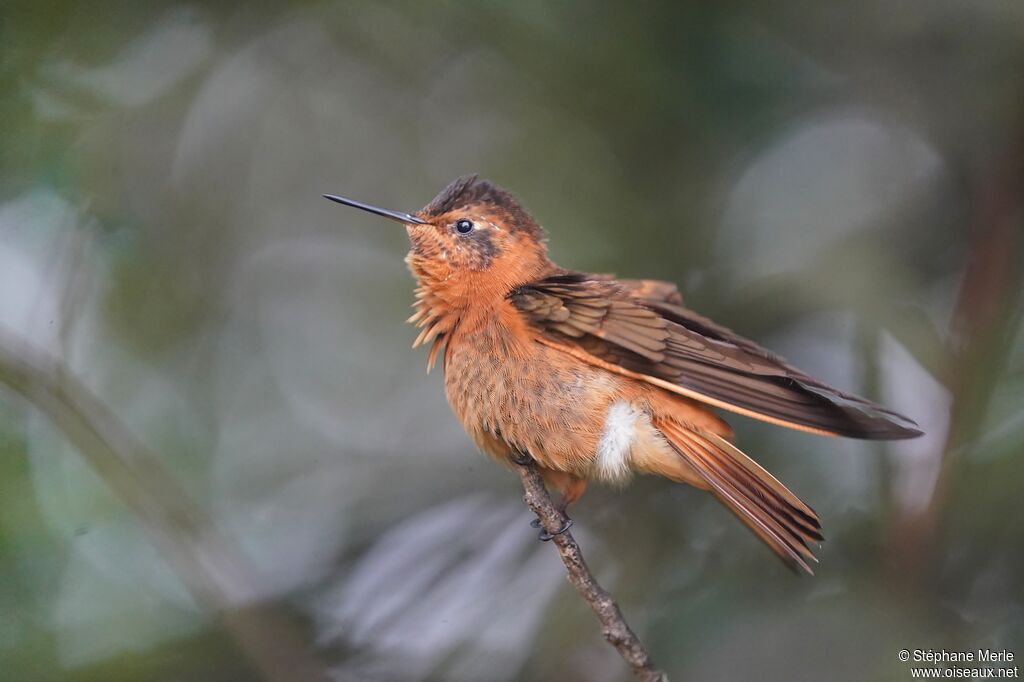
xmin=324 ymin=175 xmax=922 ymax=574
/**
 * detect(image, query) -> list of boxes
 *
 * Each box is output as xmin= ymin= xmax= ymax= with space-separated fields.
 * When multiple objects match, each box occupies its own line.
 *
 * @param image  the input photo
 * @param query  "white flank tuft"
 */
xmin=595 ymin=401 xmax=639 ymax=482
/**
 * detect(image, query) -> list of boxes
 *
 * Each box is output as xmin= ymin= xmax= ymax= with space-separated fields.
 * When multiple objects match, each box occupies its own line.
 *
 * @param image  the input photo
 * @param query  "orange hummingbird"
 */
xmin=324 ymin=175 xmax=922 ymax=574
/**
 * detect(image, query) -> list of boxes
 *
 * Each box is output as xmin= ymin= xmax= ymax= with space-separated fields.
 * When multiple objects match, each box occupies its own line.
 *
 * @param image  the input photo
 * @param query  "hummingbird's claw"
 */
xmin=510 ymin=449 xmax=533 ymax=465
xmin=538 ymin=517 xmax=573 ymax=541
xmin=530 ymin=516 xmax=542 ymax=529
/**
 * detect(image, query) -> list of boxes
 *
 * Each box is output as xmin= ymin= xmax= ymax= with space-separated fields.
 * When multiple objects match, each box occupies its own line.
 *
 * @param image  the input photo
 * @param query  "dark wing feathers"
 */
xmin=510 ymin=272 xmax=922 ymax=440
xmin=645 ymin=299 xmax=918 ymax=420
xmin=513 ymin=278 xmax=670 ymax=363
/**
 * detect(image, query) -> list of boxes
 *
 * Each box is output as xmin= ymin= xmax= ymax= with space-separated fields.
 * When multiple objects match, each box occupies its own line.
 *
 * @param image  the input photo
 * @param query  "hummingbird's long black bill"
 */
xmin=323 ymin=194 xmax=428 ymax=224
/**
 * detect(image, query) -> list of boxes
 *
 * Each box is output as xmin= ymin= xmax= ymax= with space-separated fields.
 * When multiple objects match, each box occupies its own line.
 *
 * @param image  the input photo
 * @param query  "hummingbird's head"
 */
xmin=325 ymin=175 xmax=554 ymax=302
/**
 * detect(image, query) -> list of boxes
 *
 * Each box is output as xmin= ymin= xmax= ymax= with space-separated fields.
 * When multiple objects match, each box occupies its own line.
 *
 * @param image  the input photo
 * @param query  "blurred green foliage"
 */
xmin=1 ymin=2 xmax=1022 ymax=681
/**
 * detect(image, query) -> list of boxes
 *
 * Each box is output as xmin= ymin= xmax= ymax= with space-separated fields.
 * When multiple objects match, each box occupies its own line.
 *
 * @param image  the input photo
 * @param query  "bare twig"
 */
xmin=515 ymin=459 xmax=670 ymax=682
xmin=0 ymin=332 xmax=330 ymax=682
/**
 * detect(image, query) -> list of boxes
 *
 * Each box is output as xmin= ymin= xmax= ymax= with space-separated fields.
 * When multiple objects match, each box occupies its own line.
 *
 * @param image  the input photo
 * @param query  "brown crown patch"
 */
xmin=423 ymin=175 xmax=544 ymax=240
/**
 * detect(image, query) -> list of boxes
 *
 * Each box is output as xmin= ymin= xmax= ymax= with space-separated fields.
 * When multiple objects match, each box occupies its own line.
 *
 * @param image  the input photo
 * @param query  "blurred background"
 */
xmin=1 ymin=2 xmax=1022 ymax=681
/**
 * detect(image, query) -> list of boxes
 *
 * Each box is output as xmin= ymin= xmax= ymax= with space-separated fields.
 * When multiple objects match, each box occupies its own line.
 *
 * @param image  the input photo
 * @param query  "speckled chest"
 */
xmin=443 ymin=321 xmax=621 ymax=470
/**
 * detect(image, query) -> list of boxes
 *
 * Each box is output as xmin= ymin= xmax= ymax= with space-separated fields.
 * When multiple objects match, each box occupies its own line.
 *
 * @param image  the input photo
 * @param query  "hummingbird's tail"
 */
xmin=655 ymin=418 xmax=824 ymax=574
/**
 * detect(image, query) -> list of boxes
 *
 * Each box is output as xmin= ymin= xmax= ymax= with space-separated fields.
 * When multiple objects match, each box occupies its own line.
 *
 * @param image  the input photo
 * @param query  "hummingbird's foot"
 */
xmin=510 ymin=449 xmax=533 ymax=466
xmin=538 ymin=517 xmax=573 ymax=541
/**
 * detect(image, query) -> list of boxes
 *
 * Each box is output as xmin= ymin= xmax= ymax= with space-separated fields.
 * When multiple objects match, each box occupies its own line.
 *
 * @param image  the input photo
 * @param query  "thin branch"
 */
xmin=0 ymin=332 xmax=330 ymax=682
xmin=514 ymin=459 xmax=670 ymax=682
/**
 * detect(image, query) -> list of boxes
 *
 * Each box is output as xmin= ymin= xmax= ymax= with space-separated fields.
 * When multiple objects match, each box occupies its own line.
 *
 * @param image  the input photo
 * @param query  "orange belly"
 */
xmin=445 ymin=329 xmax=616 ymax=475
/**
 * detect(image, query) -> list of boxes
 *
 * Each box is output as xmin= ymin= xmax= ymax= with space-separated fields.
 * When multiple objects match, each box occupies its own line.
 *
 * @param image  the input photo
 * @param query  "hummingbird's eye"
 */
xmin=455 ymin=219 xmax=474 ymax=234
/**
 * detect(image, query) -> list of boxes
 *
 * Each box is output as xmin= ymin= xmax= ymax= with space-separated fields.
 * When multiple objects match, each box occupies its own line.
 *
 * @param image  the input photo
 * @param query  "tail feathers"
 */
xmin=656 ymin=419 xmax=823 ymax=574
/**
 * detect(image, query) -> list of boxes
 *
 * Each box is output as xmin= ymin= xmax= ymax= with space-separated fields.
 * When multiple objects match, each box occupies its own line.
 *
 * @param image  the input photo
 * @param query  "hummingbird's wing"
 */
xmin=509 ymin=272 xmax=922 ymax=439
xmin=598 ymin=277 xmax=683 ymax=304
